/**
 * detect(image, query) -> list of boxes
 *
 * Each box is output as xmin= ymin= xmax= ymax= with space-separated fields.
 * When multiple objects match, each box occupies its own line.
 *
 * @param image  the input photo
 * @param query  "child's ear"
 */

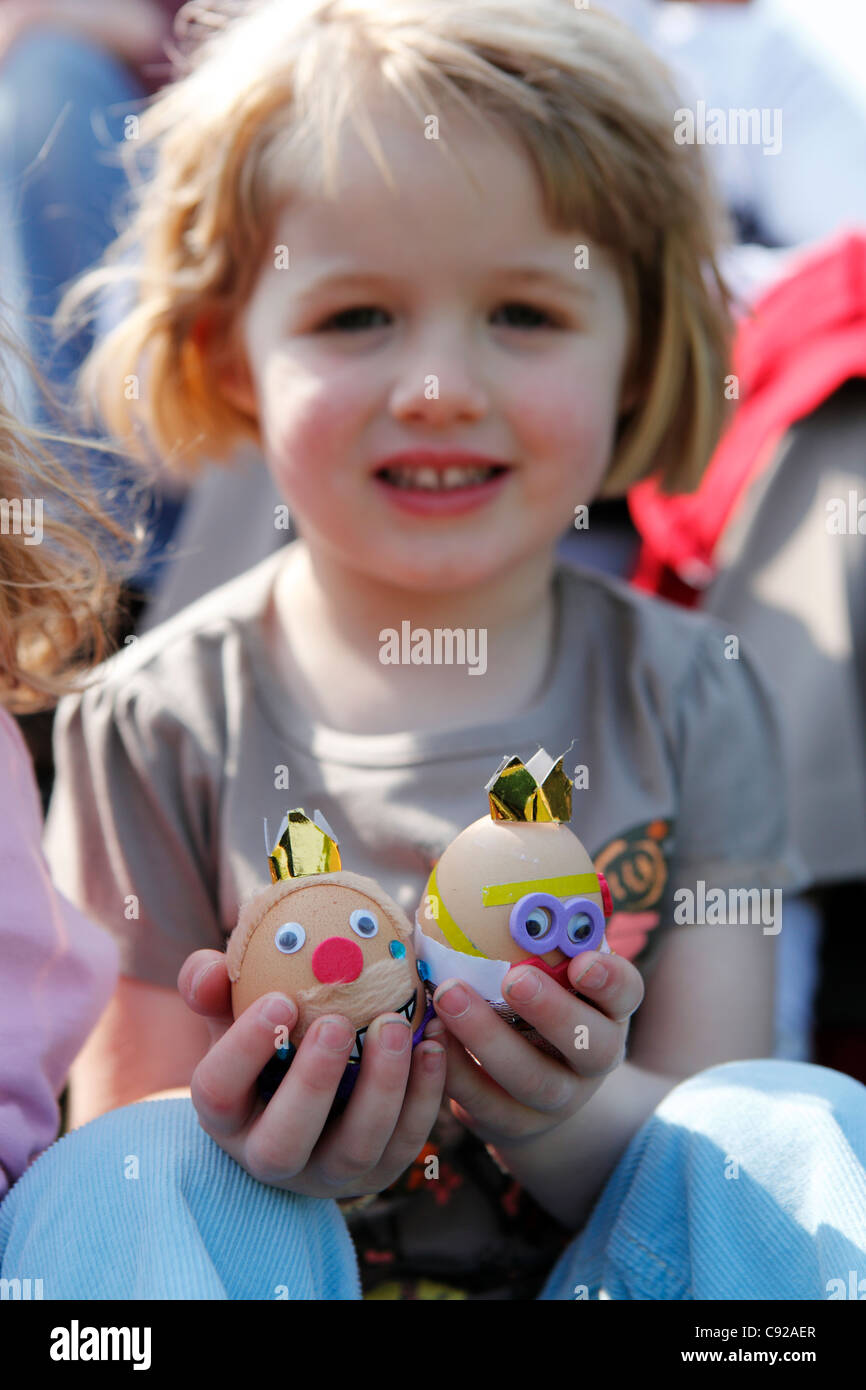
xmin=219 ymin=351 xmax=259 ymax=421
xmin=192 ymin=312 xmax=258 ymax=420
xmin=618 ymin=364 xmax=644 ymax=417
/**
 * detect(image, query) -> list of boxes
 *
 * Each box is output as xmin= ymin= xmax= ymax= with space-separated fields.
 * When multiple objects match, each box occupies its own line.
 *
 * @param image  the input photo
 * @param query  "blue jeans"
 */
xmin=1 ymin=1060 xmax=864 ymax=1300
xmin=0 ymin=30 xmax=183 ymax=591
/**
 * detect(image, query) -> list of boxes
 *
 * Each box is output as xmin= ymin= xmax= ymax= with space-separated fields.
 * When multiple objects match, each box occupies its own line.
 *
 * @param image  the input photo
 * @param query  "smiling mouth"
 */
xmin=348 ymin=992 xmax=417 ymax=1063
xmin=376 ymin=464 xmax=508 ymax=492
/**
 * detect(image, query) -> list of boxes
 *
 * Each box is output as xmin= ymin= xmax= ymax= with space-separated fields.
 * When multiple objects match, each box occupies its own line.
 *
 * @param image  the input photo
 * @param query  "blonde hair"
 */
xmin=0 ymin=318 xmax=136 ymax=714
xmin=59 ymin=0 xmax=735 ymax=494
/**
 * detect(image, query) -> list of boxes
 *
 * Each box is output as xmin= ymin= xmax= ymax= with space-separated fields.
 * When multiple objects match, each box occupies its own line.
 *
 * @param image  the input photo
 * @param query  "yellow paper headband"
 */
xmin=422 ymin=865 xmax=486 ymax=957
xmin=422 ymin=868 xmax=601 ymax=957
xmin=481 ymin=872 xmax=600 ymax=907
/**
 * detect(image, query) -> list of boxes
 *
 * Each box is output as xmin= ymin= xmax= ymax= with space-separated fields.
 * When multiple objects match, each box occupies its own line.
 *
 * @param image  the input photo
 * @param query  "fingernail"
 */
xmin=261 ymin=994 xmax=294 ymax=1026
xmin=418 ymin=1041 xmax=445 ymax=1071
xmin=505 ymin=968 xmax=542 ymax=1002
xmin=191 ymin=961 xmax=218 ymax=1001
xmin=317 ymin=1018 xmax=355 ymax=1052
xmin=575 ymin=961 xmax=608 ymax=990
xmin=380 ymin=1019 xmax=411 ymax=1054
xmin=435 ymin=982 xmax=470 ymax=1018
xmin=424 ymin=1017 xmax=446 ymax=1040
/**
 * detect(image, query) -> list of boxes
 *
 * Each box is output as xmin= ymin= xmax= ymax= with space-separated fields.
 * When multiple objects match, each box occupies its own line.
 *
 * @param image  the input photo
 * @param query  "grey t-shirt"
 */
xmin=44 ymin=549 xmax=800 ymax=988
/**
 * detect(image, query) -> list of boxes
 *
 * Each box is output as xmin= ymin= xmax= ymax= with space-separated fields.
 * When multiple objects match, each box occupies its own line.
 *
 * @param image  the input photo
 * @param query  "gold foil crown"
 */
xmin=486 ymin=749 xmax=572 ymax=823
xmin=266 ymin=809 xmax=342 ymax=882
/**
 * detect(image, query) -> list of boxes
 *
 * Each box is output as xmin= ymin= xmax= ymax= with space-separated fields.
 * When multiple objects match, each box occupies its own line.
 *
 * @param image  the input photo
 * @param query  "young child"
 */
xmin=0 ymin=320 xmax=122 ymax=1203
xmin=2 ymin=0 xmax=864 ymax=1300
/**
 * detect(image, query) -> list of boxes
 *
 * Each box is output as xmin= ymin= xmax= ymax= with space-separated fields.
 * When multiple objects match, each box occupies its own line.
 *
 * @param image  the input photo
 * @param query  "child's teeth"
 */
xmin=385 ymin=465 xmax=497 ymax=490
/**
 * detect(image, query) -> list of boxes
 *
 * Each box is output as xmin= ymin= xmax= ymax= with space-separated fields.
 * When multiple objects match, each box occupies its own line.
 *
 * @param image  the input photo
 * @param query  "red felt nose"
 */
xmin=312 ymin=937 xmax=364 ymax=984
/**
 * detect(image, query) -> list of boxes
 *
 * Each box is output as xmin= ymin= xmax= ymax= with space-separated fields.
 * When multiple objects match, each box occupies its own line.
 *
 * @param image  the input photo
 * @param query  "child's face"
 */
xmin=225 ymin=99 xmax=634 ymax=594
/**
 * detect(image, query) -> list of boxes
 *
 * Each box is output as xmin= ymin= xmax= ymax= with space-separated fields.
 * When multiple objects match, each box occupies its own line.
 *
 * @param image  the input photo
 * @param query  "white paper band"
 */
xmin=413 ymin=915 xmax=611 ymax=1006
xmin=414 ymin=917 xmax=510 ymax=1003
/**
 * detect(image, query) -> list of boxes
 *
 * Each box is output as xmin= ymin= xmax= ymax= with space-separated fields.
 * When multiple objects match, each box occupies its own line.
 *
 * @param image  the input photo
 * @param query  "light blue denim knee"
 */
xmin=4 ymin=1065 xmax=864 ymax=1301
xmin=539 ymin=1059 xmax=866 ymax=1301
xmin=0 ymin=1099 xmax=361 ymax=1300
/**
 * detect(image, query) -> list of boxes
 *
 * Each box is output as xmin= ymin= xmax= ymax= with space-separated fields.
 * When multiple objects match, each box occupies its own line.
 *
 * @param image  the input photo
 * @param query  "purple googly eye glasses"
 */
xmin=509 ymin=892 xmax=606 ymax=958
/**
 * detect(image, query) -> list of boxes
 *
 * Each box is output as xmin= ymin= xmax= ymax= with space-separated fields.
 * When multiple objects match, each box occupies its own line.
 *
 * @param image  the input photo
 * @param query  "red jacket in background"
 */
xmin=629 ymin=231 xmax=866 ymax=606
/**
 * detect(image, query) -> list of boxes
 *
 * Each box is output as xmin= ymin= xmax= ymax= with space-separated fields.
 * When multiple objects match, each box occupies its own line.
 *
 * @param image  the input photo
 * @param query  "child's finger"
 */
xmin=177 ymin=950 xmax=233 ymax=1020
xmin=242 ymin=1015 xmax=356 ymax=1184
xmin=436 ymin=1026 xmax=535 ymax=1138
xmin=375 ymin=1037 xmax=447 ymax=1176
xmin=434 ymin=982 xmax=585 ymax=1125
xmin=498 ymin=965 xmax=630 ymax=1082
xmin=565 ymin=951 xmax=645 ymax=1023
xmin=310 ymin=1013 xmax=417 ymax=1186
xmin=190 ymin=991 xmax=298 ymax=1138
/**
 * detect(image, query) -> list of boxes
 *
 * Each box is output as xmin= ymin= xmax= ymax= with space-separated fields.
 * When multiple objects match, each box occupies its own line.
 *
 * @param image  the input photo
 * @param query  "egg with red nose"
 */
xmin=227 ymin=870 xmax=426 ymax=1060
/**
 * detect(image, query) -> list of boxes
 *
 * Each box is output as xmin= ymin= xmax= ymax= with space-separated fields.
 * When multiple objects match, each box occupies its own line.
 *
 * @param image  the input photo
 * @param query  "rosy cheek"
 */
xmin=275 ymin=395 xmax=362 ymax=485
xmin=257 ymin=358 xmax=333 ymax=443
xmin=269 ymin=399 xmax=327 ymax=464
xmin=511 ymin=402 xmax=609 ymax=489
xmin=508 ymin=370 xmax=591 ymax=426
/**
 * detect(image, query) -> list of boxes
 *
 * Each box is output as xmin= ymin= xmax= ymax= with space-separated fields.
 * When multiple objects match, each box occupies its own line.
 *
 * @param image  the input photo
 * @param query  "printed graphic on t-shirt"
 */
xmin=592 ymin=818 xmax=674 ymax=962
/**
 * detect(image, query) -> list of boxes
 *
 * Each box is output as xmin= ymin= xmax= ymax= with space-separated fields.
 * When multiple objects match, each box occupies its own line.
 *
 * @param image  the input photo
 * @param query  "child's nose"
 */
xmin=311 ymin=936 xmax=364 ymax=984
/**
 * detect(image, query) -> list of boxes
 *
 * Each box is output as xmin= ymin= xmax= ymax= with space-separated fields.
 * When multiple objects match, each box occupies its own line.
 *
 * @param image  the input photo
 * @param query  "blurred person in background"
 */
xmin=0 ymin=0 xmax=188 ymax=796
xmin=0 ymin=0 xmax=188 ymax=614
xmin=600 ymin=0 xmax=866 ymax=301
xmin=588 ymin=0 xmax=866 ymax=1077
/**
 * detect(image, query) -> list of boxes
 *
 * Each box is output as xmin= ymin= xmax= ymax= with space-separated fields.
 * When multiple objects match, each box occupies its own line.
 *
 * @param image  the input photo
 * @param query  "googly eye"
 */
xmin=274 ymin=922 xmax=306 ymax=954
xmin=524 ymin=906 xmax=554 ymax=940
xmin=349 ymin=908 xmax=378 ymax=939
xmin=566 ymin=912 xmax=594 ymax=944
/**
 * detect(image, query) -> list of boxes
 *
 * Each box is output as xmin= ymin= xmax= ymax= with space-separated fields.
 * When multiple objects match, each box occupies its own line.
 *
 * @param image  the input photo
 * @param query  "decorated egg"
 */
xmin=227 ymin=810 xmax=432 ymax=1100
xmin=414 ymin=749 xmax=612 ymax=1048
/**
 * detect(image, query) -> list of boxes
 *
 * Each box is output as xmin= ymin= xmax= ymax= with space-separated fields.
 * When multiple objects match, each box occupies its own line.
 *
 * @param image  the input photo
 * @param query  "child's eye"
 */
xmin=317 ymin=302 xmax=562 ymax=333
xmin=319 ymin=306 xmax=391 ymax=332
xmin=493 ymin=301 xmax=560 ymax=330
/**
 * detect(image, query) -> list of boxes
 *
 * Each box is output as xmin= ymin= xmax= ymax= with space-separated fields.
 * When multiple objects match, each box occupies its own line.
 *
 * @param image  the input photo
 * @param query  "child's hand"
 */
xmin=177 ymin=950 xmax=446 ymax=1197
xmin=427 ymin=951 xmax=644 ymax=1148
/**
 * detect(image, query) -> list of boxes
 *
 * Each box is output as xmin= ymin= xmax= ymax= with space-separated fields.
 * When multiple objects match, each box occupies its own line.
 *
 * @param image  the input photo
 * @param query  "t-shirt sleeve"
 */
xmin=662 ymin=627 xmax=808 ymax=927
xmin=43 ymin=668 xmax=226 ymax=990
